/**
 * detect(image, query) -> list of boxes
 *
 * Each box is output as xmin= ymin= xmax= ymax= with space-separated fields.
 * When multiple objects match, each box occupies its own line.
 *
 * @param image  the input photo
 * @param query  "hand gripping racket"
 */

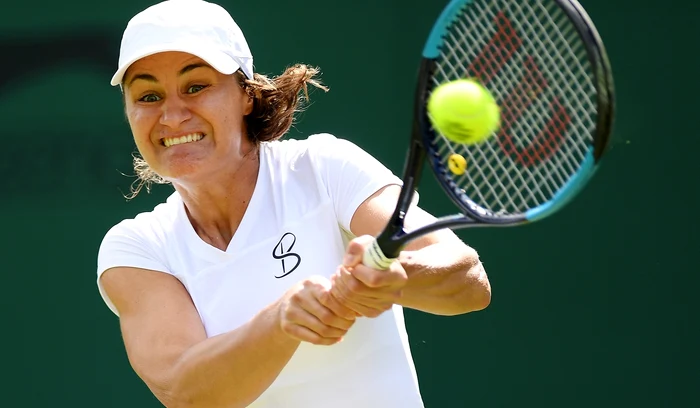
xmin=363 ymin=0 xmax=614 ymax=269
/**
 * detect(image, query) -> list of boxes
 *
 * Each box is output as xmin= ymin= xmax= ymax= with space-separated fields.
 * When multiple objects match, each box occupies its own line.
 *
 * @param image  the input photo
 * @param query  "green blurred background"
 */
xmin=0 ymin=0 xmax=691 ymax=406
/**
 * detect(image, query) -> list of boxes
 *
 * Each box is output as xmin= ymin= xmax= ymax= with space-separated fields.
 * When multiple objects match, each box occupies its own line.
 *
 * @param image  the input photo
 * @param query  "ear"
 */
xmin=243 ymin=93 xmax=254 ymax=116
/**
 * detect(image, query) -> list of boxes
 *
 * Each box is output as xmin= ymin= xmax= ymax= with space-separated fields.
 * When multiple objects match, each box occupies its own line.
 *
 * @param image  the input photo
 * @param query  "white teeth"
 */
xmin=163 ymin=133 xmax=203 ymax=147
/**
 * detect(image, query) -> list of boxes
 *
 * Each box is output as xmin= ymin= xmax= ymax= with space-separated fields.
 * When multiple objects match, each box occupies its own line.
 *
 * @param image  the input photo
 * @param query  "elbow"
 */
xmin=470 ymin=274 xmax=491 ymax=312
xmin=156 ymin=372 xmax=249 ymax=408
xmin=472 ymin=260 xmax=491 ymax=311
xmin=153 ymin=382 xmax=213 ymax=408
xmin=457 ymin=260 xmax=492 ymax=313
xmin=145 ymin=384 xmax=181 ymax=408
xmin=144 ymin=373 xmax=200 ymax=408
xmin=146 ymin=379 xmax=194 ymax=408
xmin=132 ymin=367 xmax=182 ymax=408
xmin=155 ymin=387 xmax=218 ymax=408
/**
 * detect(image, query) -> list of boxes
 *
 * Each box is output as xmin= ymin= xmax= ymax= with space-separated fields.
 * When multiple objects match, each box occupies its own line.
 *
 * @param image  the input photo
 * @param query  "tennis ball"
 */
xmin=448 ymin=154 xmax=467 ymax=175
xmin=427 ymin=79 xmax=500 ymax=144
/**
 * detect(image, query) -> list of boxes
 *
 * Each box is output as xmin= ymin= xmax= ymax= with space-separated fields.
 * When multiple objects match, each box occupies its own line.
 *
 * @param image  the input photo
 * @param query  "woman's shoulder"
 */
xmin=264 ymin=132 xmax=338 ymax=151
xmin=262 ymin=133 xmax=366 ymax=163
xmin=102 ymin=192 xmax=182 ymax=242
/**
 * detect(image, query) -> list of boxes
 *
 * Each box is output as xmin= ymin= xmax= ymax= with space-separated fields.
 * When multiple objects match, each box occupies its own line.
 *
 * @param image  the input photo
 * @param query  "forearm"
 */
xmin=167 ymin=302 xmax=299 ymax=408
xmin=397 ymin=240 xmax=491 ymax=315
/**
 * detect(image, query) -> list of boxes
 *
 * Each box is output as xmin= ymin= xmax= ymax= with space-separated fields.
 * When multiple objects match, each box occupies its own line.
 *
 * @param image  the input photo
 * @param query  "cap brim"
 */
xmin=110 ymin=43 xmax=242 ymax=86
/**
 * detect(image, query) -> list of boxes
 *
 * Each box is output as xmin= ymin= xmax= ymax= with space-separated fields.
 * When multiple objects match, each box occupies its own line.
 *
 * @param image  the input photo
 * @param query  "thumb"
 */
xmin=343 ymin=235 xmax=374 ymax=267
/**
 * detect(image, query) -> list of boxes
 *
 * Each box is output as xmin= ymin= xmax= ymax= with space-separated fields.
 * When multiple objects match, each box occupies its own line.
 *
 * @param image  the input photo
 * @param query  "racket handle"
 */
xmin=362 ymin=239 xmax=396 ymax=270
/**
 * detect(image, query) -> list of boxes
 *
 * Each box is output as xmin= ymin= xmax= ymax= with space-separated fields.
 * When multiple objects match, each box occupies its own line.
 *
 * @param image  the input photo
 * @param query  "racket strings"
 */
xmin=429 ymin=0 xmax=598 ymax=215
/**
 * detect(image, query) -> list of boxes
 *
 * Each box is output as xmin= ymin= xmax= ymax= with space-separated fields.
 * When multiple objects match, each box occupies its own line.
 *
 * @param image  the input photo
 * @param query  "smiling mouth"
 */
xmin=162 ymin=133 xmax=205 ymax=147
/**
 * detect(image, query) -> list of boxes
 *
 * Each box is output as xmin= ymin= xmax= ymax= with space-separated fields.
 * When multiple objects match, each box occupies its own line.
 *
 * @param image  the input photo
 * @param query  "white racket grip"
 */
xmin=362 ymin=239 xmax=395 ymax=270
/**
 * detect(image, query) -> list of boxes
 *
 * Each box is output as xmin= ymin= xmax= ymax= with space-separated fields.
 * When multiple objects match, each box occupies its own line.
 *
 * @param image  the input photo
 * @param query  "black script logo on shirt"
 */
xmin=272 ymin=232 xmax=301 ymax=278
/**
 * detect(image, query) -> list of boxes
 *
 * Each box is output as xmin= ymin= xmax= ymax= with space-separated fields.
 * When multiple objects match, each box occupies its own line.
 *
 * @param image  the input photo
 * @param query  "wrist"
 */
xmin=269 ymin=298 xmax=302 ymax=346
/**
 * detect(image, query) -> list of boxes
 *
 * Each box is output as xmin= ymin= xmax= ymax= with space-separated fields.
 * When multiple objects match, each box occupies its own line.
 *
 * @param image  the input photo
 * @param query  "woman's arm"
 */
xmin=101 ymin=268 xmax=354 ymax=408
xmin=337 ymin=184 xmax=491 ymax=316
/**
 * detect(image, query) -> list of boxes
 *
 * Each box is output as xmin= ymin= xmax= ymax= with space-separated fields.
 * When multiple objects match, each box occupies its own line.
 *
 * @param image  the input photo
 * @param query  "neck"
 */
xmin=173 ymin=146 xmax=260 ymax=251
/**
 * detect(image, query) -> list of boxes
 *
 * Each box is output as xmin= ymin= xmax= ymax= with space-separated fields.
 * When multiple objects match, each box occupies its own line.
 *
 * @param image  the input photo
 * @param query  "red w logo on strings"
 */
xmin=467 ymin=12 xmax=570 ymax=167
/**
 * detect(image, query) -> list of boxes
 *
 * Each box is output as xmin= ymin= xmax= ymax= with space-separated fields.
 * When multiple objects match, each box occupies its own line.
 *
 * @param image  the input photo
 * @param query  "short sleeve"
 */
xmin=307 ymin=134 xmax=406 ymax=232
xmin=96 ymin=220 xmax=170 ymax=316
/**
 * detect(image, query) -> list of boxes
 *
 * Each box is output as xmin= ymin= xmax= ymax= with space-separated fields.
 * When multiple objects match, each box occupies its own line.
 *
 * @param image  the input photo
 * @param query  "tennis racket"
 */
xmin=363 ymin=0 xmax=614 ymax=270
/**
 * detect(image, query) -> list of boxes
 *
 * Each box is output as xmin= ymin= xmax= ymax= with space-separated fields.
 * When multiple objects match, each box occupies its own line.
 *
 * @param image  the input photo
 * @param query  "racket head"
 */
xmin=417 ymin=0 xmax=614 ymax=225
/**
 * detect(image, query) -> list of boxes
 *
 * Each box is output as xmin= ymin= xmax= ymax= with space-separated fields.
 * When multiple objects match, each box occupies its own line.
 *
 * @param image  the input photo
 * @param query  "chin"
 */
xmin=159 ymin=156 xmax=209 ymax=182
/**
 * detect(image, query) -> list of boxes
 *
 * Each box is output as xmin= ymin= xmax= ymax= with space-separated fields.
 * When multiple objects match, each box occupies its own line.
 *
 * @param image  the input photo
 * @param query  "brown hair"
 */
xmin=127 ymin=64 xmax=328 ymax=198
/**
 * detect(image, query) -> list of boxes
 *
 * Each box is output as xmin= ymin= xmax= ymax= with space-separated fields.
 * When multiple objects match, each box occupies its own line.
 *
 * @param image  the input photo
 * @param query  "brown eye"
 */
xmin=139 ymin=94 xmax=161 ymax=103
xmin=187 ymin=85 xmax=207 ymax=94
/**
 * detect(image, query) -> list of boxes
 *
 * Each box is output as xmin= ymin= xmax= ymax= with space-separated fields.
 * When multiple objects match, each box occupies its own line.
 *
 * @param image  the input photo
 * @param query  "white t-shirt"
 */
xmin=96 ymin=134 xmax=425 ymax=408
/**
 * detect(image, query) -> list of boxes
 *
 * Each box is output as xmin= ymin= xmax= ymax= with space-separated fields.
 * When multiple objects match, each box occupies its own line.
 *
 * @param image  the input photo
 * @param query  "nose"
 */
xmin=159 ymin=94 xmax=192 ymax=129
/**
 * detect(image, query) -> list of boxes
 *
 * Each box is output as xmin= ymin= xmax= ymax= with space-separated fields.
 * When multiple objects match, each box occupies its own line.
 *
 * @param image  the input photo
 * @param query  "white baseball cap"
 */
xmin=111 ymin=0 xmax=254 ymax=86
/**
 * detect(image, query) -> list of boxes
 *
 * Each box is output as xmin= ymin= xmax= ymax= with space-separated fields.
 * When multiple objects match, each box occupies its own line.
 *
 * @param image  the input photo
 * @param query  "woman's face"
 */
xmin=123 ymin=51 xmax=253 ymax=182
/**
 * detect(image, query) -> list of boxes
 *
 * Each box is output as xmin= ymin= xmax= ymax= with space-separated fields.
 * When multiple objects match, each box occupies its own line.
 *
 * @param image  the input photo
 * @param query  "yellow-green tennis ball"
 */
xmin=448 ymin=154 xmax=467 ymax=175
xmin=427 ymin=79 xmax=500 ymax=144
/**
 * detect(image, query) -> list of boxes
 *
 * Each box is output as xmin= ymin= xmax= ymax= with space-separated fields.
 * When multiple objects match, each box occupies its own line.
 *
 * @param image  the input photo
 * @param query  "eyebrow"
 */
xmin=126 ymin=63 xmax=212 ymax=87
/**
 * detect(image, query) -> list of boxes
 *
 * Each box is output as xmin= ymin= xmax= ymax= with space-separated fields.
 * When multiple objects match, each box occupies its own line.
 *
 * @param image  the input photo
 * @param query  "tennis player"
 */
xmin=96 ymin=0 xmax=491 ymax=407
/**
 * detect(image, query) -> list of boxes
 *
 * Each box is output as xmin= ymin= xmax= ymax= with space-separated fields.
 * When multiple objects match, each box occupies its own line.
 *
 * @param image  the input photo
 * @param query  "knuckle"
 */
xmin=290 ymin=291 xmax=305 ymax=303
xmin=337 ymin=319 xmax=352 ymax=330
xmin=285 ymin=306 xmax=304 ymax=322
xmin=396 ymin=271 xmax=408 ymax=282
xmin=339 ymin=307 xmax=357 ymax=321
xmin=280 ymin=320 xmax=293 ymax=333
xmin=390 ymin=263 xmax=408 ymax=277
xmin=346 ymin=241 xmax=361 ymax=252
xmin=307 ymin=336 xmax=326 ymax=345
xmin=391 ymin=269 xmax=408 ymax=284
xmin=346 ymin=278 xmax=364 ymax=294
xmin=332 ymin=287 xmax=348 ymax=302
xmin=283 ymin=309 xmax=296 ymax=323
xmin=349 ymin=237 xmax=367 ymax=249
xmin=302 ymin=283 xmax=319 ymax=293
xmin=317 ymin=309 xmax=335 ymax=325
xmin=366 ymin=273 xmax=384 ymax=288
xmin=355 ymin=235 xmax=374 ymax=246
xmin=316 ymin=293 xmax=328 ymax=308
xmin=282 ymin=323 xmax=305 ymax=340
xmin=303 ymin=276 xmax=326 ymax=288
xmin=317 ymin=325 xmax=338 ymax=338
xmin=316 ymin=338 xmax=339 ymax=346
xmin=333 ymin=294 xmax=347 ymax=305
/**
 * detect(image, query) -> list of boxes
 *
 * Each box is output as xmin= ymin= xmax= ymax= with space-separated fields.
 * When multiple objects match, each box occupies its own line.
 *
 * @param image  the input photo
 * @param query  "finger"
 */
xmin=303 ymin=275 xmax=357 ymax=320
xmin=280 ymin=320 xmax=342 ymax=346
xmin=340 ymin=267 xmax=402 ymax=303
xmin=343 ymin=235 xmax=375 ymax=268
xmin=330 ymin=273 xmax=389 ymax=317
xmin=331 ymin=294 xmax=390 ymax=319
xmin=317 ymin=290 xmax=358 ymax=323
xmin=300 ymin=294 xmax=355 ymax=331
xmin=338 ymin=267 xmax=375 ymax=297
xmin=286 ymin=304 xmax=349 ymax=339
xmin=349 ymin=263 xmax=408 ymax=291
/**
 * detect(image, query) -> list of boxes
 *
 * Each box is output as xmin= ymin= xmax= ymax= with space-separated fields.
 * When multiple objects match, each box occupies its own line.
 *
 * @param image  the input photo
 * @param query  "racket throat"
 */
xmin=376 ymin=139 xmax=427 ymax=259
xmin=375 ymin=225 xmax=408 ymax=260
